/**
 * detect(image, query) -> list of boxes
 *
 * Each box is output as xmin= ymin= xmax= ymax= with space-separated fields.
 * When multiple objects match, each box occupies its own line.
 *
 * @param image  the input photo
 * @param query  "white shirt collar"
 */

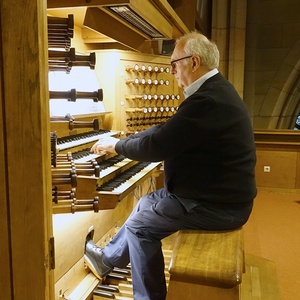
xmin=183 ymin=68 xmax=219 ymax=99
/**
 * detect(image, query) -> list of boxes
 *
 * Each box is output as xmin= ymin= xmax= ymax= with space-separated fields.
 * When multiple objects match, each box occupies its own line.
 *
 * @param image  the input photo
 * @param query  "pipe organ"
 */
xmin=47 ymin=13 xmax=181 ymax=299
xmin=1 ymin=2 xmax=286 ymax=299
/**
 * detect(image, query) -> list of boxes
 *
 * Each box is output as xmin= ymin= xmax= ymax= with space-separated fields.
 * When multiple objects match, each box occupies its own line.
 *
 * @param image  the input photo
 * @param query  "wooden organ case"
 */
xmin=47 ymin=14 xmax=183 ymax=300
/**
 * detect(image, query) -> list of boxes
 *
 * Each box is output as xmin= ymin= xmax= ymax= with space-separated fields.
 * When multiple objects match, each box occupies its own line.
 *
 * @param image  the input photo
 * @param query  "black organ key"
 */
xmin=97 ymin=155 xmax=126 ymax=171
xmin=97 ymin=162 xmax=150 ymax=191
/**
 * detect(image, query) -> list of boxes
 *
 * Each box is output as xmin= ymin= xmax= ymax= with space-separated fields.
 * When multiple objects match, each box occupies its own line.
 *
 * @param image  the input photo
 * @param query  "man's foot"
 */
xmin=84 ymin=239 xmax=113 ymax=279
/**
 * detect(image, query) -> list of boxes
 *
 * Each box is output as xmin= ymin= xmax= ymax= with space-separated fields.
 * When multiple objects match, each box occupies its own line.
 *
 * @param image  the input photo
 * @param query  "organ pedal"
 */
xmin=92 ymin=249 xmax=172 ymax=299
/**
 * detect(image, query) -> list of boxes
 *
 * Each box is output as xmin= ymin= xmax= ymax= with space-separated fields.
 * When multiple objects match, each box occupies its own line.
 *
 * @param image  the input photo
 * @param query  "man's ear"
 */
xmin=192 ymin=55 xmax=200 ymax=68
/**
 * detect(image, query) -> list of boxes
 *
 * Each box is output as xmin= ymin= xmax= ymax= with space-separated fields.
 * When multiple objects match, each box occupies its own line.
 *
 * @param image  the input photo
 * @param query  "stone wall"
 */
xmin=243 ymin=0 xmax=300 ymax=129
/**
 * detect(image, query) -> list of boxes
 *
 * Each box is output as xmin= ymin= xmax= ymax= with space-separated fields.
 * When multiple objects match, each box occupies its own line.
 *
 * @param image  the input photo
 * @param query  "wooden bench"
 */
xmin=167 ymin=228 xmax=244 ymax=300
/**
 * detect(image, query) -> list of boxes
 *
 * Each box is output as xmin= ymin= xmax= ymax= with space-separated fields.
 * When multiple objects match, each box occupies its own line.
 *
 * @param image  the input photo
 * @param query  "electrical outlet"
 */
xmin=264 ymin=166 xmax=271 ymax=172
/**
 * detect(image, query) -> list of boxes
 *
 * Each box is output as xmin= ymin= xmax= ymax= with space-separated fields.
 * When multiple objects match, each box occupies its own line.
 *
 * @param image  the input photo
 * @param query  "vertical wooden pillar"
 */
xmin=0 ymin=0 xmax=54 ymax=299
xmin=0 ymin=50 xmax=12 ymax=300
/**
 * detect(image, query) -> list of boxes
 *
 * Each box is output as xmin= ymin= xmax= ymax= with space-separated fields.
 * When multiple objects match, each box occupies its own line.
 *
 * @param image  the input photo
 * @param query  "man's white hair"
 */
xmin=176 ymin=31 xmax=220 ymax=69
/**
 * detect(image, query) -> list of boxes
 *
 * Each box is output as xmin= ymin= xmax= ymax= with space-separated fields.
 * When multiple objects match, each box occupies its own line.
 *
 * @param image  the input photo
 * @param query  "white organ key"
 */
xmin=57 ymin=131 xmax=118 ymax=151
xmin=74 ymin=152 xmax=101 ymax=163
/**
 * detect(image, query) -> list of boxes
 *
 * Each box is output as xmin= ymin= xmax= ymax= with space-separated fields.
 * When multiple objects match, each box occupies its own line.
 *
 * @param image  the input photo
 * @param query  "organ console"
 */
xmin=0 ymin=2 xmax=222 ymax=300
xmin=45 ymin=12 xmax=183 ymax=300
xmin=51 ymin=121 xmax=162 ymax=207
xmin=3 ymin=3 xmax=285 ymax=300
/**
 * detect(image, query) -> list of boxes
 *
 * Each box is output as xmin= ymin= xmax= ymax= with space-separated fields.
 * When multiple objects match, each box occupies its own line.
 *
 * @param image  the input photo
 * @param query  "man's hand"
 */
xmin=91 ymin=136 xmax=119 ymax=155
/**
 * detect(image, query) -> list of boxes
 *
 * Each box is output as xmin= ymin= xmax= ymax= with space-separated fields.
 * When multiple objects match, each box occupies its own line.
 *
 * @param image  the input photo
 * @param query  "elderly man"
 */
xmin=84 ymin=31 xmax=256 ymax=300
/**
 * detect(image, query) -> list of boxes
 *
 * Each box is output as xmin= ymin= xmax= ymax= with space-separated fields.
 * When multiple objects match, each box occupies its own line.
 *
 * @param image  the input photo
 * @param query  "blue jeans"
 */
xmin=103 ymin=188 xmax=252 ymax=300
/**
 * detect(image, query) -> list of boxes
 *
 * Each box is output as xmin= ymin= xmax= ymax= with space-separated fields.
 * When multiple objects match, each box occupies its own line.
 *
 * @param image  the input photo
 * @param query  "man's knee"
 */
xmin=154 ymin=195 xmax=186 ymax=220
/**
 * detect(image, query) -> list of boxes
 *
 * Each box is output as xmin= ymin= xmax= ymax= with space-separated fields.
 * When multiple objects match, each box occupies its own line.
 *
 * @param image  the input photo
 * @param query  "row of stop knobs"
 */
xmin=126 ymin=64 xmax=170 ymax=73
xmin=126 ymin=106 xmax=178 ymax=113
xmin=126 ymin=94 xmax=180 ymax=101
xmin=126 ymin=78 xmax=170 ymax=86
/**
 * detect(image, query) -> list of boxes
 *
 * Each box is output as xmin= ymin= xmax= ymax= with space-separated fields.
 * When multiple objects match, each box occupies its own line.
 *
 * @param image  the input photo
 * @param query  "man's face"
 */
xmin=170 ymin=41 xmax=193 ymax=89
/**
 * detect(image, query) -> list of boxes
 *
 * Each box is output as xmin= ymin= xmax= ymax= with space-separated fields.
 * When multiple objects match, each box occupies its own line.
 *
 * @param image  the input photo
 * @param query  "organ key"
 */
xmin=56 ymin=130 xmax=117 ymax=152
xmin=75 ymin=161 xmax=162 ymax=208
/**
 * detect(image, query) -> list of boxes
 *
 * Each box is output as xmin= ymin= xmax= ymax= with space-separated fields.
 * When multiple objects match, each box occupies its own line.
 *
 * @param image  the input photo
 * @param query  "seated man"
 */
xmin=85 ymin=31 xmax=257 ymax=300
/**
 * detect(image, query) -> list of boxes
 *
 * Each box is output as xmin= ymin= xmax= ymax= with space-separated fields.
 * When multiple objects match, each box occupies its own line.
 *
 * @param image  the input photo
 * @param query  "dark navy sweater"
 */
xmin=115 ymin=73 xmax=256 ymax=207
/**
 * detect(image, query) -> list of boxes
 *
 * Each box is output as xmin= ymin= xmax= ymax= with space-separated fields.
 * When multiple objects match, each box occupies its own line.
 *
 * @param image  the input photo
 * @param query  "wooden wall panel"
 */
xmin=256 ymin=150 xmax=298 ymax=189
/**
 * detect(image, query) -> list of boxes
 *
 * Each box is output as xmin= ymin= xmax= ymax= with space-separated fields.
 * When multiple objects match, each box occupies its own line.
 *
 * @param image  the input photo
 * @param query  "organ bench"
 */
xmin=167 ymin=227 xmax=244 ymax=300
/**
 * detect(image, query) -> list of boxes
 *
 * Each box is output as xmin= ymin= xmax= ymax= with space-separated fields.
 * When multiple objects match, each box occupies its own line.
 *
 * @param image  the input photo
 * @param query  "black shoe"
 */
xmin=84 ymin=240 xmax=113 ymax=279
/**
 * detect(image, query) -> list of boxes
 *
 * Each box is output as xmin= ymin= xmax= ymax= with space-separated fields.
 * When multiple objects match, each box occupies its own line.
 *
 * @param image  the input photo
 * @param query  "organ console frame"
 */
xmin=48 ymin=27 xmax=174 ymax=300
xmin=0 ymin=2 xmax=180 ymax=300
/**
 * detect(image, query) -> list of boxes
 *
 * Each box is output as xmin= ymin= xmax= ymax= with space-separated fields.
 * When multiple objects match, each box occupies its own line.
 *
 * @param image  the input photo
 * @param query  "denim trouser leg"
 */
xmin=103 ymin=188 xmax=253 ymax=300
xmin=103 ymin=189 xmax=185 ymax=299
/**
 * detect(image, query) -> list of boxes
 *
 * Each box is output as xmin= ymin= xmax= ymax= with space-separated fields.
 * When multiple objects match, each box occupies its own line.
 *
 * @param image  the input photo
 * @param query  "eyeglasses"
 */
xmin=170 ymin=55 xmax=192 ymax=69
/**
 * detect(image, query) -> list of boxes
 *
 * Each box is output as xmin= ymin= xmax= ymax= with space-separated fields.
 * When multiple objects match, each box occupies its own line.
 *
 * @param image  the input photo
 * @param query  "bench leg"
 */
xmin=167 ymin=278 xmax=240 ymax=300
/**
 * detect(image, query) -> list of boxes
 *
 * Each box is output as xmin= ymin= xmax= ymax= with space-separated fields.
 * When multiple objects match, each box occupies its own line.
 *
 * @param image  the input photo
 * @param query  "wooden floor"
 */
xmin=243 ymin=187 xmax=300 ymax=300
xmin=241 ymin=253 xmax=281 ymax=299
